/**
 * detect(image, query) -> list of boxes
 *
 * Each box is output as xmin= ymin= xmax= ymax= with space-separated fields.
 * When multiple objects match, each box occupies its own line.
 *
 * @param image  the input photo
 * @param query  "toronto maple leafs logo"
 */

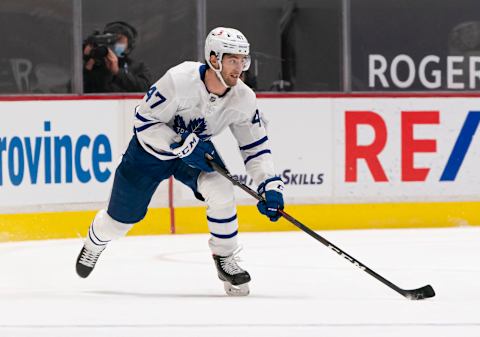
xmin=173 ymin=115 xmax=211 ymax=140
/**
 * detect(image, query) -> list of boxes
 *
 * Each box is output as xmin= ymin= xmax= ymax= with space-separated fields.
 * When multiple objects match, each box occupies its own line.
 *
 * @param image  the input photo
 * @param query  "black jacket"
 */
xmin=84 ymin=56 xmax=151 ymax=93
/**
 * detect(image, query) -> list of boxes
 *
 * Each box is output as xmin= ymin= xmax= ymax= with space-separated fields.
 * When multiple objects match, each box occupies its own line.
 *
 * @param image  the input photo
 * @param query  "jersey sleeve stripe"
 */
xmin=244 ymin=149 xmax=271 ymax=164
xmin=239 ymin=136 xmax=268 ymax=150
xmin=135 ymin=111 xmax=153 ymax=123
xmin=135 ymin=122 xmax=160 ymax=132
xmin=207 ymin=214 xmax=238 ymax=223
xmin=144 ymin=143 xmax=176 ymax=157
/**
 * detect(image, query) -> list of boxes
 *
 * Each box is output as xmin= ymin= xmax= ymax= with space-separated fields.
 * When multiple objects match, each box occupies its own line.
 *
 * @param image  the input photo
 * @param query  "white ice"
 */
xmin=0 ymin=227 xmax=479 ymax=337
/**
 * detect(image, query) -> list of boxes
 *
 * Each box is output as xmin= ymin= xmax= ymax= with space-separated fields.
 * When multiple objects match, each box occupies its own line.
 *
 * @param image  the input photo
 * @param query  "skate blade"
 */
xmin=223 ymin=282 xmax=250 ymax=296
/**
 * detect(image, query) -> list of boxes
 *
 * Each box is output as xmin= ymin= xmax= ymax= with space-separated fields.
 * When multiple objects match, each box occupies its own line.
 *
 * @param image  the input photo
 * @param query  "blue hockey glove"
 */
xmin=256 ymin=177 xmax=285 ymax=222
xmin=170 ymin=132 xmax=225 ymax=172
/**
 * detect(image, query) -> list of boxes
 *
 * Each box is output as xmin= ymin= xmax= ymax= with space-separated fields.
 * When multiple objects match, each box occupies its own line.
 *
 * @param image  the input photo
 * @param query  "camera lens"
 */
xmin=90 ymin=46 xmax=108 ymax=59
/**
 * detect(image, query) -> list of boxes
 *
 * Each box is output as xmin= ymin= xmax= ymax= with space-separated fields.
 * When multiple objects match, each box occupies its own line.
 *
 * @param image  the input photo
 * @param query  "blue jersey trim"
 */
xmin=210 ymin=230 xmax=238 ymax=239
xmin=199 ymin=64 xmax=207 ymax=82
xmin=207 ymin=214 xmax=238 ymax=223
xmin=199 ymin=64 xmax=230 ymax=97
xmin=135 ymin=111 xmax=153 ymax=123
xmin=145 ymin=143 xmax=176 ymax=157
xmin=244 ymin=149 xmax=271 ymax=164
xmin=135 ymin=122 xmax=160 ymax=132
xmin=239 ymin=136 xmax=268 ymax=151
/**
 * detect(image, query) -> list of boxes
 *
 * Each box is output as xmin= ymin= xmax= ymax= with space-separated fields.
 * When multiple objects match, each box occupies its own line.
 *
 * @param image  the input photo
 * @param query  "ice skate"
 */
xmin=213 ymin=250 xmax=251 ymax=296
xmin=75 ymin=244 xmax=106 ymax=278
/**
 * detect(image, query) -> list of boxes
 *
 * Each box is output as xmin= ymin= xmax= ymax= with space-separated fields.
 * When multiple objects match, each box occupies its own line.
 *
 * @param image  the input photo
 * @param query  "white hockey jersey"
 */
xmin=134 ymin=61 xmax=275 ymax=185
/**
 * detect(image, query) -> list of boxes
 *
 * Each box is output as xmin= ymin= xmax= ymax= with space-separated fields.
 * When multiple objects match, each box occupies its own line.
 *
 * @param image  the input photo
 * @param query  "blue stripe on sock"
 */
xmin=88 ymin=230 xmax=108 ymax=246
xmin=244 ymin=149 xmax=271 ymax=164
xmin=89 ymin=224 xmax=110 ymax=244
xmin=210 ymin=230 xmax=238 ymax=239
xmin=239 ymin=136 xmax=268 ymax=150
xmin=207 ymin=214 xmax=237 ymax=223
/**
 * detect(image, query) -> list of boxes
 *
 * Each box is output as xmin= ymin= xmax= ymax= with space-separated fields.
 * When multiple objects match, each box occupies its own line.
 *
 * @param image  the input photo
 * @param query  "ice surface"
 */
xmin=0 ymin=227 xmax=479 ymax=337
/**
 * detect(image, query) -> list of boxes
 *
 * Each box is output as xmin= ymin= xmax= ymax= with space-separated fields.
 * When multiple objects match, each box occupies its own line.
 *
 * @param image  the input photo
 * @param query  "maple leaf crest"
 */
xmin=188 ymin=118 xmax=208 ymax=137
xmin=173 ymin=115 xmax=187 ymax=134
xmin=173 ymin=115 xmax=211 ymax=140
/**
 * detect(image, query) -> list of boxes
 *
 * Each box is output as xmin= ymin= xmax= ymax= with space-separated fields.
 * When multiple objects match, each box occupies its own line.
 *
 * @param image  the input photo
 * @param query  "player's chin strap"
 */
xmin=207 ymin=57 xmax=230 ymax=89
xmin=213 ymin=66 xmax=230 ymax=88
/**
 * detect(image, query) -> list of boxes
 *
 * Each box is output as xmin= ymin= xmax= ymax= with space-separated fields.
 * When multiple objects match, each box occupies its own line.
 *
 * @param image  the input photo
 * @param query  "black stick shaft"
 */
xmin=207 ymin=159 xmax=431 ymax=299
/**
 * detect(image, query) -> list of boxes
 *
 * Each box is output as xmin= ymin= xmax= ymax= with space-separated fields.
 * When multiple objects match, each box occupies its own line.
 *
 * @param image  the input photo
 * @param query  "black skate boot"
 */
xmin=76 ymin=244 xmax=106 ymax=278
xmin=213 ymin=251 xmax=251 ymax=296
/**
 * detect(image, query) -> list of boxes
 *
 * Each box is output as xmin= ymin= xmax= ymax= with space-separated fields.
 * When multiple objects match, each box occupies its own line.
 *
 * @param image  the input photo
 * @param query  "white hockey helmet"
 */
xmin=204 ymin=27 xmax=251 ymax=72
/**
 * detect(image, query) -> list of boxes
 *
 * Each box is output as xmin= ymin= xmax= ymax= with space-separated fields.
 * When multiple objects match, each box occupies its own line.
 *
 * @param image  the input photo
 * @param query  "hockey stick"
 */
xmin=206 ymin=157 xmax=435 ymax=300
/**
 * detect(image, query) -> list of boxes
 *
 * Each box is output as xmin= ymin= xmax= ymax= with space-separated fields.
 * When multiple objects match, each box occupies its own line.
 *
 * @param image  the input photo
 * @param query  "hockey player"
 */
xmin=75 ymin=27 xmax=284 ymax=296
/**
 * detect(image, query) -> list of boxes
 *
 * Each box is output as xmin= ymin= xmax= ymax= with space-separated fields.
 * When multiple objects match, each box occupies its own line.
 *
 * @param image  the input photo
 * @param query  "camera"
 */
xmin=85 ymin=32 xmax=116 ymax=59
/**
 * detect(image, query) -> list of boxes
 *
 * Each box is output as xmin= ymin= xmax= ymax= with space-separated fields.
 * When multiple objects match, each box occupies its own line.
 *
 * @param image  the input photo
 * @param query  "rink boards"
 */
xmin=0 ymin=94 xmax=479 ymax=240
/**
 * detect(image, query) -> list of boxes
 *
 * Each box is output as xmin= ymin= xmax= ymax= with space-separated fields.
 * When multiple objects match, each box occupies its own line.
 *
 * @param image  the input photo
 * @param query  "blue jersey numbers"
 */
xmin=252 ymin=109 xmax=262 ymax=127
xmin=145 ymin=86 xmax=167 ymax=109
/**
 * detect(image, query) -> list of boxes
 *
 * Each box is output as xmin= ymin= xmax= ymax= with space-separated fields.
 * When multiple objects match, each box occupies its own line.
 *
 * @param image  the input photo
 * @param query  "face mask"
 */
xmin=113 ymin=43 xmax=127 ymax=57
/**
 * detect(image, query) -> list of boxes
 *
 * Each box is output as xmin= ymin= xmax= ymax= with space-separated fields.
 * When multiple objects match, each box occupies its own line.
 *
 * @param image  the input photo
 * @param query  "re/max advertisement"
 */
xmin=1 ymin=96 xmax=479 ymax=209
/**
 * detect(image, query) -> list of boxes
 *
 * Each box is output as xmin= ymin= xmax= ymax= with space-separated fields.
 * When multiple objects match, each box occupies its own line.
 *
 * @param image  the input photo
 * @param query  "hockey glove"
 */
xmin=256 ymin=177 xmax=285 ymax=222
xmin=170 ymin=132 xmax=225 ymax=172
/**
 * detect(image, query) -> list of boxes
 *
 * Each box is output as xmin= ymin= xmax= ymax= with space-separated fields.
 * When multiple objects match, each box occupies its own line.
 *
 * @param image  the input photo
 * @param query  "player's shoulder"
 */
xmin=162 ymin=61 xmax=203 ymax=93
xmin=233 ymin=80 xmax=256 ymax=101
xmin=167 ymin=61 xmax=203 ymax=79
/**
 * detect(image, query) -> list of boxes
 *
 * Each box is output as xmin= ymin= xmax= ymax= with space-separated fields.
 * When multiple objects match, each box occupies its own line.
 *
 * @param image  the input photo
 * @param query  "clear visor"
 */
xmin=221 ymin=54 xmax=251 ymax=71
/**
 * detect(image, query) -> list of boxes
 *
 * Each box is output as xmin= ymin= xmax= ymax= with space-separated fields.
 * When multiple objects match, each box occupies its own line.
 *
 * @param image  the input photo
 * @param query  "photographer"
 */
xmin=83 ymin=21 xmax=151 ymax=93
